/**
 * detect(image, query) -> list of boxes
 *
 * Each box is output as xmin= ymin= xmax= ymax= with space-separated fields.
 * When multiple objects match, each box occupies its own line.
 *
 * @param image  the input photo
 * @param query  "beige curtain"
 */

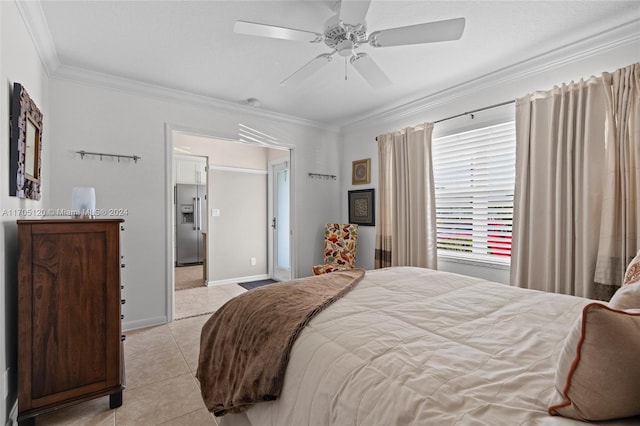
xmin=375 ymin=123 xmax=437 ymax=269
xmin=510 ymin=78 xmax=606 ymax=298
xmin=593 ymin=63 xmax=640 ymax=299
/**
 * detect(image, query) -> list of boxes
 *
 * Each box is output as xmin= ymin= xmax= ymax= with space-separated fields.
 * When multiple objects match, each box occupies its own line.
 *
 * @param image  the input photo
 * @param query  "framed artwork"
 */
xmin=348 ymin=189 xmax=375 ymax=226
xmin=10 ymin=82 xmax=43 ymax=200
xmin=352 ymin=158 xmax=370 ymax=185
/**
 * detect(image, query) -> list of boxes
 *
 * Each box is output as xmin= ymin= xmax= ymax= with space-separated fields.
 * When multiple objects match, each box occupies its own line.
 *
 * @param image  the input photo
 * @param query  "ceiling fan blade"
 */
xmin=350 ymin=53 xmax=391 ymax=88
xmin=280 ymin=54 xmax=334 ymax=86
xmin=339 ymin=0 xmax=372 ymax=27
xmin=234 ymin=20 xmax=323 ymax=43
xmin=369 ymin=17 xmax=465 ymax=47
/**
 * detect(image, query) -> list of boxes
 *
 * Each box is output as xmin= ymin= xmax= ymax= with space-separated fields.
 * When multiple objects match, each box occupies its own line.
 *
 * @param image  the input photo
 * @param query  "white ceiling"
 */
xmin=31 ymin=1 xmax=640 ymax=126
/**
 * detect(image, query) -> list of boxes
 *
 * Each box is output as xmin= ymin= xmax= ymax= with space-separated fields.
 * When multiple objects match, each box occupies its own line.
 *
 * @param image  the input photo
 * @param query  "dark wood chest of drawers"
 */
xmin=17 ymin=219 xmax=125 ymax=425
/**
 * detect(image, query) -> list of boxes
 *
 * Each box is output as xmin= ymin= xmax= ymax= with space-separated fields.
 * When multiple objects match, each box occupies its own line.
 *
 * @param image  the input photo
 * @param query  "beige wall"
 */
xmin=209 ymin=170 xmax=268 ymax=282
xmin=1 ymin=2 xmax=51 ymax=422
xmin=268 ymin=146 xmax=289 ymax=163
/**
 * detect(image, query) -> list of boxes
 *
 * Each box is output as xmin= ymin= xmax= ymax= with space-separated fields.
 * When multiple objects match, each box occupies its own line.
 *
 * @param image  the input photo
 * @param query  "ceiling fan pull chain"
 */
xmin=345 ymin=56 xmax=348 ymax=81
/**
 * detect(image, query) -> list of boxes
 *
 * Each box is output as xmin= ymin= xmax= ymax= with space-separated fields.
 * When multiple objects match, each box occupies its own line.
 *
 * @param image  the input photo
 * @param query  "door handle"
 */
xmin=193 ymin=197 xmax=197 ymax=231
xmin=197 ymin=197 xmax=202 ymax=231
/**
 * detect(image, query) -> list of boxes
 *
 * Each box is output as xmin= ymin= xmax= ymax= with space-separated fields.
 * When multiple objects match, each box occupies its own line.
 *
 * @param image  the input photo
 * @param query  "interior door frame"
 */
xmin=164 ymin=123 xmax=296 ymax=323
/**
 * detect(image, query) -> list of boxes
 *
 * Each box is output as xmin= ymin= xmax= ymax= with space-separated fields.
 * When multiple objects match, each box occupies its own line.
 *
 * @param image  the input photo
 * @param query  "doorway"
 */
xmin=166 ymin=126 xmax=294 ymax=322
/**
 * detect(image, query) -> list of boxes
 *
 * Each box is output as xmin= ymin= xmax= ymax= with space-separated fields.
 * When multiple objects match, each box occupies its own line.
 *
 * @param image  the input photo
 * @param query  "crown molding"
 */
xmin=15 ymin=0 xmax=60 ymax=76
xmin=340 ymin=19 xmax=640 ymax=131
xmin=17 ymin=2 xmax=337 ymax=133
xmin=50 ymin=64 xmax=337 ymax=133
xmin=18 ymin=0 xmax=638 ymax=135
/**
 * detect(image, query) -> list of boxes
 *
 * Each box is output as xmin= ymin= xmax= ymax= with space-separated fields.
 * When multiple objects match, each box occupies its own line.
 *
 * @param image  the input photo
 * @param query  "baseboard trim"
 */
xmin=122 ymin=316 xmax=168 ymax=332
xmin=206 ymin=274 xmax=270 ymax=287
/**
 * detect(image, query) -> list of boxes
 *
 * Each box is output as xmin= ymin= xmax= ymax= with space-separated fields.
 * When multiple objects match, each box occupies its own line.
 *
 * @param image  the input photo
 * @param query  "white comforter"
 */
xmin=219 ymin=267 xmax=637 ymax=426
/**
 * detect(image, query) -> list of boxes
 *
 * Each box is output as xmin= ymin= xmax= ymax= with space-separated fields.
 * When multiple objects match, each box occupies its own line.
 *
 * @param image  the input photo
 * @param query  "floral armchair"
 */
xmin=312 ymin=223 xmax=358 ymax=275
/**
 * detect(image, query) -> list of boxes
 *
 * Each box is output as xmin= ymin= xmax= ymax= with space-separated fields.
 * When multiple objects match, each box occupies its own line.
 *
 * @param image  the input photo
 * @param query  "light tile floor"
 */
xmin=174 ymin=283 xmax=246 ymax=320
xmin=34 ymin=284 xmax=247 ymax=426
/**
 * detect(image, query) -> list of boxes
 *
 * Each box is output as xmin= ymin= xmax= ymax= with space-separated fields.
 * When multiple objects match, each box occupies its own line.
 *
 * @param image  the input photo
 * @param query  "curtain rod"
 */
xmin=375 ymin=99 xmax=515 ymax=141
xmin=433 ymin=99 xmax=515 ymax=124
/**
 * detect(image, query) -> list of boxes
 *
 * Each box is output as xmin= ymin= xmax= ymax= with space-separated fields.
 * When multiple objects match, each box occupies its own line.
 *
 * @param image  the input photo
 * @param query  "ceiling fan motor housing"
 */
xmin=323 ymin=15 xmax=368 ymax=52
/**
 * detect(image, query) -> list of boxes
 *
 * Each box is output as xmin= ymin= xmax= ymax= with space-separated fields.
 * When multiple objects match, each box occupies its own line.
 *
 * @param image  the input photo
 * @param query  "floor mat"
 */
xmin=238 ymin=279 xmax=278 ymax=291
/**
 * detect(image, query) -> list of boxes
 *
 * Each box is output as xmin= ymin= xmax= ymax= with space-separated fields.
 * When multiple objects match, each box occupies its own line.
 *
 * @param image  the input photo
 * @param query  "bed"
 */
xmin=198 ymin=266 xmax=640 ymax=426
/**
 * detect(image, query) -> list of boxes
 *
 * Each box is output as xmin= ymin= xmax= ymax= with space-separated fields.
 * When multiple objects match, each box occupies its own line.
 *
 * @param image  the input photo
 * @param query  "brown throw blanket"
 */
xmin=196 ymin=268 xmax=365 ymax=416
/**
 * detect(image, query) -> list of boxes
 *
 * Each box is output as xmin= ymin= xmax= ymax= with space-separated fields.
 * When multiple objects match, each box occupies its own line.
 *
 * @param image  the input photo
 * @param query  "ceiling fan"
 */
xmin=234 ymin=0 xmax=465 ymax=88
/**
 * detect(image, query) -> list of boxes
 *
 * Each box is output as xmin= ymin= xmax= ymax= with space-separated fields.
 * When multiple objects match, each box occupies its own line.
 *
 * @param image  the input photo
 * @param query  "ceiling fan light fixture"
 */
xmin=337 ymin=39 xmax=355 ymax=56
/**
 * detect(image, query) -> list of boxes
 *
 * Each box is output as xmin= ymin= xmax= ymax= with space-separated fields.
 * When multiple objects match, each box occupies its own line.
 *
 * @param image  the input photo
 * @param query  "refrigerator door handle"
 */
xmin=197 ymin=197 xmax=202 ymax=231
xmin=193 ymin=197 xmax=197 ymax=231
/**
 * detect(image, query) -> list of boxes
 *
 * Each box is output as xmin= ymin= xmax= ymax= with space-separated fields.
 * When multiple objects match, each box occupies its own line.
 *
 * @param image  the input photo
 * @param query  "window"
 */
xmin=432 ymin=121 xmax=515 ymax=265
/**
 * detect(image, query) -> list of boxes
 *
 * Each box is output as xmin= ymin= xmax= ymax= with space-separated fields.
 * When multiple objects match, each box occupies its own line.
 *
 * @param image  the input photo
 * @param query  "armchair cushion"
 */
xmin=312 ymin=224 xmax=358 ymax=275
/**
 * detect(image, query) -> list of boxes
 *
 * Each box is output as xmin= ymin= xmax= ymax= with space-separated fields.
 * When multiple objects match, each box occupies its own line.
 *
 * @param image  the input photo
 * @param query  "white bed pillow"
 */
xmin=609 ymin=282 xmax=640 ymax=310
xmin=548 ymin=303 xmax=640 ymax=421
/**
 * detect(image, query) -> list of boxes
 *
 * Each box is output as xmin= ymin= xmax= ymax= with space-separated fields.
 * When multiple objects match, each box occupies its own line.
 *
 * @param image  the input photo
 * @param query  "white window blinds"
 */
xmin=432 ymin=121 xmax=515 ymax=264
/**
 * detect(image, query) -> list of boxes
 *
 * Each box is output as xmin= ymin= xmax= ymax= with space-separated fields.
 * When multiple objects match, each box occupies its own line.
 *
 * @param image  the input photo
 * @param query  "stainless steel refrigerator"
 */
xmin=175 ymin=184 xmax=207 ymax=265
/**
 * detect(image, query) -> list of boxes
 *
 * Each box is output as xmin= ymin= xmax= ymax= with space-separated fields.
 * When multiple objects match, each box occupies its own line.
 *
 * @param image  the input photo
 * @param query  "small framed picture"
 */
xmin=352 ymin=158 xmax=371 ymax=185
xmin=348 ymin=189 xmax=375 ymax=226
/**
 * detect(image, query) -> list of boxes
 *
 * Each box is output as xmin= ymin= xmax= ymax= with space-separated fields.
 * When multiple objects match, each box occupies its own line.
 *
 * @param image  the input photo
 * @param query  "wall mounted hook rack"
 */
xmin=76 ymin=150 xmax=141 ymax=163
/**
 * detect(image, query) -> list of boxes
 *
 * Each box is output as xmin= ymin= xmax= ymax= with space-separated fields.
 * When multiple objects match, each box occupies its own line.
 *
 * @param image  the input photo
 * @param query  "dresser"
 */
xmin=17 ymin=219 xmax=125 ymax=425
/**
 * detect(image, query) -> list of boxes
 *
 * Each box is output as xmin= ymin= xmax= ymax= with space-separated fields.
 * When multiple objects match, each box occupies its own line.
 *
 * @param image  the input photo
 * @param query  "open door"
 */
xmin=270 ymin=159 xmax=291 ymax=281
